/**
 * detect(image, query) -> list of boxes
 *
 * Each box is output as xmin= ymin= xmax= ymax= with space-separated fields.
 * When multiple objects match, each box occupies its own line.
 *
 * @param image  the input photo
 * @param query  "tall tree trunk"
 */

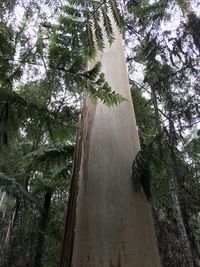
xmin=169 ymin=149 xmax=197 ymax=267
xmin=33 ymin=190 xmax=52 ymax=267
xmin=61 ymin=20 xmax=160 ymax=267
xmin=169 ymin=180 xmax=194 ymax=267
xmin=165 ymin=87 xmax=195 ymax=266
xmin=177 ymin=0 xmax=200 ymax=52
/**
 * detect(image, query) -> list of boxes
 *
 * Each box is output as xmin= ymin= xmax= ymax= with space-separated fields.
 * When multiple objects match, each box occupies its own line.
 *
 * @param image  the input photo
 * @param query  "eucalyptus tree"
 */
xmin=58 ymin=1 xmax=161 ymax=267
xmin=1 ymin=0 xmax=199 ymax=267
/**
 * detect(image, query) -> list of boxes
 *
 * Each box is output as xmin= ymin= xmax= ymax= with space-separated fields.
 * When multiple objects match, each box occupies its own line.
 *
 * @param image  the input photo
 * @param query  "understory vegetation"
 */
xmin=0 ymin=0 xmax=199 ymax=266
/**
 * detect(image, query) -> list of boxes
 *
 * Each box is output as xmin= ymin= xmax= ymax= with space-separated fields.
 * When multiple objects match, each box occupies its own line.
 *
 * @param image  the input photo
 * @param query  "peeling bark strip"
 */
xmin=60 ymin=102 xmax=97 ymax=267
xmin=60 ymin=114 xmax=84 ymax=267
xmin=82 ymin=101 xmax=97 ymax=194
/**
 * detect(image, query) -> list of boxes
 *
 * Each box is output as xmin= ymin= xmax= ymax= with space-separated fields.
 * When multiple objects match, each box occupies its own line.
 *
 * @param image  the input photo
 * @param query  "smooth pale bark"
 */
xmin=62 ymin=22 xmax=160 ymax=267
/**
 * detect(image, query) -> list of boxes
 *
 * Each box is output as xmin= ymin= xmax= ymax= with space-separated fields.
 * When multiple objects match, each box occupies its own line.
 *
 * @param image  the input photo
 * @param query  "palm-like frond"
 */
xmin=24 ymin=143 xmax=74 ymax=169
xmin=0 ymin=172 xmax=34 ymax=202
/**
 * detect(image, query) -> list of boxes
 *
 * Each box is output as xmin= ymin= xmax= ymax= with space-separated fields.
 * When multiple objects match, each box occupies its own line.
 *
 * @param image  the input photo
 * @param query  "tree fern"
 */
xmin=0 ymin=172 xmax=34 ymax=202
xmin=24 ymin=143 xmax=74 ymax=169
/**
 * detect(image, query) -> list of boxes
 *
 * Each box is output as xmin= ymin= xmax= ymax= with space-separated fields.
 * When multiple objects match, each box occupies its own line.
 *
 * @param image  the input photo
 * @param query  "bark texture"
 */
xmin=61 ymin=21 xmax=160 ymax=267
xmin=60 ymin=115 xmax=83 ymax=267
xmin=170 ymin=180 xmax=194 ymax=267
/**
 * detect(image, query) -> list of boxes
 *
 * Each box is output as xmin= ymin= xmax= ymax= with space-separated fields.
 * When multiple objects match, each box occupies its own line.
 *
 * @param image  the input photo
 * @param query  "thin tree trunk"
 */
xmin=2 ymin=198 xmax=21 ymax=267
xmin=61 ymin=19 xmax=160 ymax=267
xmin=4 ymin=198 xmax=20 ymax=248
xmin=169 ymin=180 xmax=194 ymax=267
xmin=177 ymin=0 xmax=200 ymax=52
xmin=149 ymin=80 xmax=163 ymax=158
xmin=33 ymin=190 xmax=52 ymax=267
xmin=165 ymin=91 xmax=195 ymax=267
xmin=170 ymin=150 xmax=197 ymax=267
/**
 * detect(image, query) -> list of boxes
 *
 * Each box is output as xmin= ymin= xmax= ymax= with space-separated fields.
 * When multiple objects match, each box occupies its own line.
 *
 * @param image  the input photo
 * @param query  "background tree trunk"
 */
xmin=170 ymin=180 xmax=194 ymax=267
xmin=177 ymin=0 xmax=200 ymax=52
xmin=61 ymin=20 xmax=160 ymax=267
xmin=4 ymin=198 xmax=20 ymax=249
xmin=33 ymin=190 xmax=52 ymax=267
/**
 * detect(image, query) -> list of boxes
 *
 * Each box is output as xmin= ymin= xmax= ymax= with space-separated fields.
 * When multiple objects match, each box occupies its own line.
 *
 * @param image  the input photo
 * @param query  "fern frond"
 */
xmin=84 ymin=62 xmax=102 ymax=80
xmin=86 ymin=20 xmax=97 ymax=59
xmin=61 ymin=5 xmax=81 ymax=18
xmin=62 ymin=0 xmax=123 ymax=59
xmin=82 ymin=62 xmax=127 ymax=106
xmin=101 ymin=5 xmax=114 ymax=44
xmin=88 ymin=79 xmax=127 ymax=107
xmin=24 ymin=143 xmax=74 ymax=169
xmin=93 ymin=7 xmax=105 ymax=50
xmin=50 ymin=166 xmax=69 ymax=179
xmin=0 ymin=172 xmax=34 ymax=202
xmin=108 ymin=0 xmax=124 ymax=30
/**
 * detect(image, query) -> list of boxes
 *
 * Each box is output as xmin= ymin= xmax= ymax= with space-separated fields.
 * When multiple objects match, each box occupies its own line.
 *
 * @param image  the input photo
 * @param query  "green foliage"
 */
xmin=25 ymin=144 xmax=74 ymax=168
xmin=47 ymin=0 xmax=126 ymax=107
xmin=131 ymin=86 xmax=156 ymax=144
xmin=185 ymin=133 xmax=200 ymax=165
xmin=2 ymin=0 xmax=200 ymax=266
xmin=86 ymin=64 xmax=127 ymax=106
xmin=0 ymin=2 xmax=126 ymax=265
xmin=132 ymin=150 xmax=152 ymax=200
xmin=0 ymin=172 xmax=34 ymax=201
xmin=128 ymin=0 xmax=200 ymax=264
xmin=0 ymin=22 xmax=15 ymax=90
